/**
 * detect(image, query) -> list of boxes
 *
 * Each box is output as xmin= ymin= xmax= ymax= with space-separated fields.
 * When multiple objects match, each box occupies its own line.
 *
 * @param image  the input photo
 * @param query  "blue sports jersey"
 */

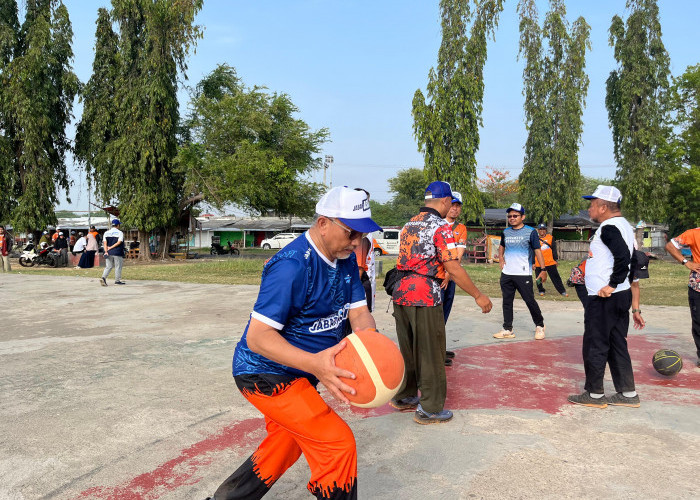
xmin=232 ymin=232 xmax=367 ymax=381
xmin=500 ymin=225 xmax=540 ymax=275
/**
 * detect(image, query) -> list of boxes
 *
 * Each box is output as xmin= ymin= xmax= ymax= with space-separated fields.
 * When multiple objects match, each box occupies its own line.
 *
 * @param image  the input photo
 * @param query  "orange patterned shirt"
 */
xmin=392 ymin=208 xmax=459 ymax=307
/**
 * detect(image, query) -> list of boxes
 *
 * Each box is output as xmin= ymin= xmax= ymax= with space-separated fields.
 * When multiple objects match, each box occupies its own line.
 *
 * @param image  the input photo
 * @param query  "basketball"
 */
xmin=652 ymin=349 xmax=683 ymax=376
xmin=335 ymin=328 xmax=405 ymax=408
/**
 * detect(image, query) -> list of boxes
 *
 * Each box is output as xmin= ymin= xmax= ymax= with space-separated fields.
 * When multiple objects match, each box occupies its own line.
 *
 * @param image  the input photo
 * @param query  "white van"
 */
xmin=371 ymin=228 xmax=401 ymax=256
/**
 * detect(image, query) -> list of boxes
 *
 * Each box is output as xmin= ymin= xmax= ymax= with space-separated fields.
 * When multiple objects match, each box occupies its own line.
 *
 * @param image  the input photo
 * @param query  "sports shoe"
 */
xmin=115 ymin=280 xmax=126 ymax=285
xmin=561 ymin=292 xmax=569 ymax=297
xmin=607 ymin=393 xmax=640 ymax=408
xmin=567 ymin=391 xmax=607 ymax=408
xmin=100 ymin=277 xmax=107 ymax=287
xmin=539 ymin=292 xmax=545 ymax=296
xmin=493 ymin=329 xmax=515 ymax=339
xmin=445 ymin=350 xmax=455 ymax=359
xmin=414 ymin=404 xmax=453 ymax=424
xmin=444 ymin=358 xmax=453 ymax=366
xmin=390 ymin=396 xmax=420 ymax=412
xmin=535 ymin=325 xmax=546 ymax=340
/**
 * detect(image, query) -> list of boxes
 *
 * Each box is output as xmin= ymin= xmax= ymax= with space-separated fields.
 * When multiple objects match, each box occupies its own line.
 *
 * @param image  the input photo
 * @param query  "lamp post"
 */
xmin=323 ymin=155 xmax=334 ymax=188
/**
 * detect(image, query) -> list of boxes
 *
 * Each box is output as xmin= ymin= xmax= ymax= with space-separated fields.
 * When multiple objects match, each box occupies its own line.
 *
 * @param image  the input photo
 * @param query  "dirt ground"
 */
xmin=1 ymin=273 xmax=698 ymax=499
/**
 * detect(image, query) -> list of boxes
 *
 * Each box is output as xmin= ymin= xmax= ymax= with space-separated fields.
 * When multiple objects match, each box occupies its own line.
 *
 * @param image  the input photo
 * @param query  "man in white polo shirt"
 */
xmin=568 ymin=186 xmax=639 ymax=409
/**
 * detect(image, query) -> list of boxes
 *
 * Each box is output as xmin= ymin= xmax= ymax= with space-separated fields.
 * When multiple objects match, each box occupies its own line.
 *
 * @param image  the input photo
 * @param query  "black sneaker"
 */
xmin=414 ymin=404 xmax=453 ymax=424
xmin=389 ymin=396 xmax=419 ymax=411
xmin=607 ymin=393 xmax=640 ymax=408
xmin=445 ymin=350 xmax=455 ymax=359
xmin=114 ymin=280 xmax=126 ymax=285
xmin=100 ymin=277 xmax=107 ymax=287
xmin=444 ymin=358 xmax=453 ymax=366
xmin=567 ymin=391 xmax=607 ymax=408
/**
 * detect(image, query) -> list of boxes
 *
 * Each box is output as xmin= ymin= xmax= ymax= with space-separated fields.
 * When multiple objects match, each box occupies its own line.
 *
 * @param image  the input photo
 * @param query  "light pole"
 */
xmin=323 ymin=155 xmax=334 ymax=188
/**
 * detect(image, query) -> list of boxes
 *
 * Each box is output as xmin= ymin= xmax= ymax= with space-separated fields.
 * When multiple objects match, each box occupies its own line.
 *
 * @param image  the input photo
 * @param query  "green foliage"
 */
xmin=0 ymin=0 xmax=79 ymax=230
xmin=478 ymin=166 xmax=519 ymax=208
xmin=177 ymin=64 xmax=328 ymax=217
xmin=666 ymin=166 xmax=700 ymax=234
xmin=517 ymin=0 xmax=590 ymax=225
xmin=412 ymin=0 xmax=504 ymax=222
xmin=387 ymin=167 xmax=426 ymax=207
xmin=76 ymin=0 xmax=202 ymax=242
xmin=605 ymin=0 xmax=673 ymax=222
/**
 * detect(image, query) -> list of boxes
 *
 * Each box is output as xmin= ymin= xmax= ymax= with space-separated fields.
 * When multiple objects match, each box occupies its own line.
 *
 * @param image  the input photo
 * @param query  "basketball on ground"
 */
xmin=652 ymin=349 xmax=683 ymax=376
xmin=335 ymin=328 xmax=405 ymax=408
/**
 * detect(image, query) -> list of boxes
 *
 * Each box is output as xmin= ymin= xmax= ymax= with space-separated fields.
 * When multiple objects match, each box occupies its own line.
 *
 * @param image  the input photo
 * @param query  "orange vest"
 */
xmin=539 ymin=234 xmax=557 ymax=266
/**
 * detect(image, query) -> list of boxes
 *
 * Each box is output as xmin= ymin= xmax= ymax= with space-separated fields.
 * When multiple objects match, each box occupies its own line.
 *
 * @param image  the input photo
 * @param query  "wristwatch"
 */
xmin=682 ymin=258 xmax=688 ymax=265
xmin=631 ymin=308 xmax=641 ymax=313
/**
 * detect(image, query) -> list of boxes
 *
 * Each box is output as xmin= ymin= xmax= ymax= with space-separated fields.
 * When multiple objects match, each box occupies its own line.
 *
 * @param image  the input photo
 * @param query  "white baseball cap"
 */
xmin=316 ymin=187 xmax=382 ymax=233
xmin=582 ymin=185 xmax=622 ymax=203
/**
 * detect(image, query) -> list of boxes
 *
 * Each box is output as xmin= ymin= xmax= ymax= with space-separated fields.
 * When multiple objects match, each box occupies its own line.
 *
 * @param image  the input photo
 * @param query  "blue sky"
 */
xmin=58 ymin=0 xmax=700 ymax=210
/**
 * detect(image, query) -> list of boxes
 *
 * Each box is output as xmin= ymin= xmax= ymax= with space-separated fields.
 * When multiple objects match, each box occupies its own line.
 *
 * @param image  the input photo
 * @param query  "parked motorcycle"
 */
xmin=19 ymin=243 xmax=59 ymax=267
xmin=210 ymin=242 xmax=240 ymax=256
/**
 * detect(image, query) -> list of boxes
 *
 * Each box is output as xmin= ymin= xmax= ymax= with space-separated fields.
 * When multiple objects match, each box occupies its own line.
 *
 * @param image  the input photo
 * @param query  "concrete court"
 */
xmin=1 ymin=273 xmax=699 ymax=500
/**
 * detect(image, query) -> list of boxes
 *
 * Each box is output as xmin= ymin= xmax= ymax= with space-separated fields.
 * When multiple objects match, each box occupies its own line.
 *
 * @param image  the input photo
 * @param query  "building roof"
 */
xmin=196 ymin=216 xmax=312 ymax=232
xmin=473 ymin=209 xmax=598 ymax=228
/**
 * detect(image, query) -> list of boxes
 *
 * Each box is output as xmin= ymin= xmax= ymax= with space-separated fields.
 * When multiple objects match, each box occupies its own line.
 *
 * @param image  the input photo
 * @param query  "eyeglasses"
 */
xmin=506 ymin=214 xmax=521 ymax=219
xmin=329 ymin=218 xmax=365 ymax=240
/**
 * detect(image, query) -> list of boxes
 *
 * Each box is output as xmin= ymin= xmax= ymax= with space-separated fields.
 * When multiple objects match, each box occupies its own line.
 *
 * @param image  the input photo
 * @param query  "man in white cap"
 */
xmin=493 ymin=203 xmax=547 ymax=340
xmin=208 ymin=186 xmax=380 ymax=500
xmin=568 ymin=185 xmax=640 ymax=408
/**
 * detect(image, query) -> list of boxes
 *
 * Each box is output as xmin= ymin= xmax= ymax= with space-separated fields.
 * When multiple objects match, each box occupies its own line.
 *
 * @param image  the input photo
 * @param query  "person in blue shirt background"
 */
xmin=207 ymin=186 xmax=381 ymax=500
xmin=493 ymin=203 xmax=548 ymax=341
xmin=100 ymin=219 xmax=125 ymax=286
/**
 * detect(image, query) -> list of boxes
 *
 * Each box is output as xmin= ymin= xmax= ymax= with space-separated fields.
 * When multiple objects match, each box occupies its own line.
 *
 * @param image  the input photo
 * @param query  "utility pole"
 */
xmin=323 ymin=155 xmax=334 ymax=188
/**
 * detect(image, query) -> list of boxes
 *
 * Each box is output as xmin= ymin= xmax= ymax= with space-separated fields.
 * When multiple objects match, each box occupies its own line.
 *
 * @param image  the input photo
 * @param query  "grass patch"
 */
xmin=11 ymin=255 xmax=690 ymax=306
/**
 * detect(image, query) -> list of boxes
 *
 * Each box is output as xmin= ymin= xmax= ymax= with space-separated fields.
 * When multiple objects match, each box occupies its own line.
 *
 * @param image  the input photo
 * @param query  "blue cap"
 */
xmin=424 ymin=181 xmax=453 ymax=200
xmin=112 ymin=219 xmax=121 ymax=226
xmin=537 ymin=223 xmax=547 ymax=229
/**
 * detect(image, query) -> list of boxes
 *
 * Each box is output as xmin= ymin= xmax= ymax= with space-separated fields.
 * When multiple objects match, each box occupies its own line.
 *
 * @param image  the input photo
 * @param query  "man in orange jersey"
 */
xmin=533 ymin=223 xmax=568 ymax=297
xmin=441 ymin=191 xmax=467 ymax=366
xmin=665 ymin=227 xmax=700 ymax=367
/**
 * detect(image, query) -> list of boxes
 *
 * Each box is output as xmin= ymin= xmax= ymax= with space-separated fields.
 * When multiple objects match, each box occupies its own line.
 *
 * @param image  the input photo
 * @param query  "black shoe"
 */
xmin=607 ymin=393 xmax=640 ymax=407
xmin=114 ymin=280 xmax=126 ymax=285
xmin=414 ymin=404 xmax=453 ymax=424
xmin=567 ymin=391 xmax=607 ymax=408
xmin=444 ymin=358 xmax=452 ymax=366
xmin=445 ymin=350 xmax=455 ymax=359
xmin=389 ymin=396 xmax=419 ymax=411
xmin=100 ymin=277 xmax=107 ymax=287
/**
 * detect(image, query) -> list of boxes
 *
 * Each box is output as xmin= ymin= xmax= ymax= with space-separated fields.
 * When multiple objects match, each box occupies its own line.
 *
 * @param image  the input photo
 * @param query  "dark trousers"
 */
xmin=574 ymin=284 xmax=589 ymax=309
xmin=582 ymin=290 xmax=635 ymax=394
xmin=392 ymin=304 xmax=446 ymax=414
xmin=534 ymin=265 xmax=567 ymax=294
xmin=689 ymin=288 xmax=700 ymax=359
xmin=441 ymin=280 xmax=456 ymax=323
xmin=500 ymin=273 xmax=544 ymax=330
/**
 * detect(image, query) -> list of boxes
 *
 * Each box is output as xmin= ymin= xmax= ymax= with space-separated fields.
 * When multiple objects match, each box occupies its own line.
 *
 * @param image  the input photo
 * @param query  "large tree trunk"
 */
xmin=138 ymin=229 xmax=152 ymax=260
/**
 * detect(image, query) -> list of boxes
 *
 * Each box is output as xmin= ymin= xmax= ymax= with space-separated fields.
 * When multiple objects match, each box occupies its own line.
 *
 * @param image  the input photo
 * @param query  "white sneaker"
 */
xmin=535 ymin=325 xmax=546 ymax=340
xmin=493 ymin=329 xmax=515 ymax=339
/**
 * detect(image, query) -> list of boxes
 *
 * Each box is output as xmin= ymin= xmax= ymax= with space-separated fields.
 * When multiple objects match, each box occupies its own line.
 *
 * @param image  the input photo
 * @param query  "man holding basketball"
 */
xmin=665 ymin=226 xmax=700 ymax=367
xmin=207 ymin=187 xmax=380 ymax=500
xmin=568 ymin=186 xmax=641 ymax=409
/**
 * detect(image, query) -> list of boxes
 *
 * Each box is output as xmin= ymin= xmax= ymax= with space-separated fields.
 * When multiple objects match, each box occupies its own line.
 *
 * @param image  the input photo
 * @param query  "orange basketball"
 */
xmin=335 ymin=328 xmax=405 ymax=408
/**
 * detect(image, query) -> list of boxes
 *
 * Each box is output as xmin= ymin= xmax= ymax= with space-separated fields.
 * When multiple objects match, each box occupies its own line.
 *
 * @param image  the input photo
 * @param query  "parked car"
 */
xmin=371 ymin=228 xmax=401 ymax=256
xmin=260 ymin=233 xmax=298 ymax=249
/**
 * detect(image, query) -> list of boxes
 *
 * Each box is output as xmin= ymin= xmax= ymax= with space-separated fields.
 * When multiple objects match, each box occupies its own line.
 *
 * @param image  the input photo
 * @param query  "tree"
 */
xmin=412 ymin=0 xmax=504 ymax=221
xmin=387 ymin=167 xmax=426 ymax=207
xmin=606 ymin=0 xmax=673 ymax=222
xmin=76 ymin=0 xmax=202 ymax=258
xmin=517 ymin=0 xmax=590 ymax=226
xmin=666 ymin=64 xmax=700 ymax=234
xmin=74 ymin=7 xmax=119 ymax=205
xmin=177 ymin=64 xmax=328 ymax=217
xmin=0 ymin=0 xmax=79 ymax=231
xmin=478 ymin=166 xmax=519 ymax=208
